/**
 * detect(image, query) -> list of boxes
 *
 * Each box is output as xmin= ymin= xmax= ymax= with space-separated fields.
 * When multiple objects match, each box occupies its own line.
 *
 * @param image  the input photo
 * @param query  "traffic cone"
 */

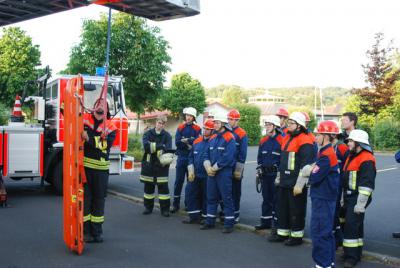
xmin=10 ymin=95 xmax=24 ymax=123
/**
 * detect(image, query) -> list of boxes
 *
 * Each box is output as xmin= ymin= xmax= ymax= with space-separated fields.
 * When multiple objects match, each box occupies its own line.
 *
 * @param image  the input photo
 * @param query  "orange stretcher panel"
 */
xmin=63 ymin=76 xmax=85 ymax=255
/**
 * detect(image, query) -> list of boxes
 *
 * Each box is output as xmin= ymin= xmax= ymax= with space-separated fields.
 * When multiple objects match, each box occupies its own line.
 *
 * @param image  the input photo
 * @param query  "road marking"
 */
xmin=377 ymin=167 xmax=398 ymax=173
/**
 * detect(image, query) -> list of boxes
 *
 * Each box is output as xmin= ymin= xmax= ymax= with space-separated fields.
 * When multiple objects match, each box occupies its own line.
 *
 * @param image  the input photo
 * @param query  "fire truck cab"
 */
xmin=0 ymin=74 xmax=134 ymax=195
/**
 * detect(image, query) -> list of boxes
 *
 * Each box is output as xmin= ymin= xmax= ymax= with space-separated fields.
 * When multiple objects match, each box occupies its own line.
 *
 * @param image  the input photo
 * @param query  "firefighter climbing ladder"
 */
xmin=63 ymin=76 xmax=85 ymax=255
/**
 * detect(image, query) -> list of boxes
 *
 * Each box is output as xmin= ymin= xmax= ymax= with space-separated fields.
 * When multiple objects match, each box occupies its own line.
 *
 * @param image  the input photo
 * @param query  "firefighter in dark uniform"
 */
xmin=140 ymin=115 xmax=173 ymax=217
xmin=269 ymin=112 xmax=315 ymax=246
xmin=309 ymin=121 xmax=341 ymax=268
xmin=255 ymin=115 xmax=284 ymax=231
xmin=182 ymin=119 xmax=215 ymax=224
xmin=82 ymin=103 xmax=117 ymax=243
xmin=171 ymin=107 xmax=201 ymax=213
xmin=342 ymin=130 xmax=376 ymax=268
xmin=227 ymin=109 xmax=248 ymax=223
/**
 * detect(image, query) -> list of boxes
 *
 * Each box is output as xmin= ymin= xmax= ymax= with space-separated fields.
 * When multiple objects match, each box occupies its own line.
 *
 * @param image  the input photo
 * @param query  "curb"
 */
xmin=108 ymin=189 xmax=400 ymax=267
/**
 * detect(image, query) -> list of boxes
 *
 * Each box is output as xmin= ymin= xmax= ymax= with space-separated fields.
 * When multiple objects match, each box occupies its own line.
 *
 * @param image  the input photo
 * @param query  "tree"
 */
xmin=64 ymin=13 xmax=171 ymax=114
xmin=160 ymin=72 xmax=206 ymax=117
xmin=221 ymin=85 xmax=245 ymax=107
xmin=353 ymin=32 xmax=400 ymax=117
xmin=235 ymin=104 xmax=261 ymax=145
xmin=0 ymin=27 xmax=41 ymax=107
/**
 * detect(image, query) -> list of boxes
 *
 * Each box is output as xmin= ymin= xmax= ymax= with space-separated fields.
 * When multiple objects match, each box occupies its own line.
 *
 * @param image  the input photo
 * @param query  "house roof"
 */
xmin=253 ymin=103 xmax=288 ymax=116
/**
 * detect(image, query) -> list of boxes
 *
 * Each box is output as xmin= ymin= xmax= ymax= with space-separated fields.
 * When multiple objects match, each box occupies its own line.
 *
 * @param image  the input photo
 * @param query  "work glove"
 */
xmin=159 ymin=153 xmax=174 ymax=166
xmin=293 ymin=175 xmax=308 ymax=196
xmin=274 ymin=172 xmax=280 ymax=186
xmin=301 ymin=163 xmax=315 ymax=178
xmin=256 ymin=165 xmax=263 ymax=180
xmin=354 ymin=193 xmax=369 ymax=214
xmin=211 ymin=163 xmax=219 ymax=173
xmin=204 ymin=160 xmax=216 ymax=177
xmin=233 ymin=162 xmax=244 ymax=180
xmin=149 ymin=142 xmax=157 ymax=153
xmin=181 ymin=138 xmax=189 ymax=144
xmin=340 ymin=191 xmax=345 ymax=207
xmin=187 ymin=164 xmax=195 ymax=182
xmin=187 ymin=144 xmax=192 ymax=151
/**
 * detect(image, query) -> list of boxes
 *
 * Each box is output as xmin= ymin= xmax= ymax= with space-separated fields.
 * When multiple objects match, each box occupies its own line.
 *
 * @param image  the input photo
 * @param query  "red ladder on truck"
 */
xmin=63 ymin=76 xmax=85 ymax=255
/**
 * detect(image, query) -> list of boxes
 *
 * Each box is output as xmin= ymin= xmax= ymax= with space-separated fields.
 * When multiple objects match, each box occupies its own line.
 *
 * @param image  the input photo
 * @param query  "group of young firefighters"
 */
xmin=82 ymin=101 xmax=376 ymax=268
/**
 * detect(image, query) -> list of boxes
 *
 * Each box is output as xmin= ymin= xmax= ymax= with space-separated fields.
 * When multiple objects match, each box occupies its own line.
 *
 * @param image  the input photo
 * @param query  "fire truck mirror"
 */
xmin=112 ymin=85 xmax=121 ymax=97
xmin=84 ymin=83 xmax=96 ymax=91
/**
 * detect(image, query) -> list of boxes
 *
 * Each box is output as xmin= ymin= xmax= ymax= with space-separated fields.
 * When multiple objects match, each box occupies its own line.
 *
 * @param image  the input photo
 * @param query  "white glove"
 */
xmin=187 ymin=144 xmax=192 ymax=150
xmin=159 ymin=153 xmax=174 ymax=166
xmin=340 ymin=191 xmax=344 ymax=207
xmin=293 ymin=176 xmax=308 ymax=196
xmin=150 ymin=142 xmax=157 ymax=153
xmin=181 ymin=138 xmax=189 ymax=144
xmin=211 ymin=163 xmax=219 ymax=173
xmin=233 ymin=162 xmax=244 ymax=180
xmin=274 ymin=172 xmax=280 ymax=186
xmin=188 ymin=164 xmax=195 ymax=182
xmin=354 ymin=194 xmax=369 ymax=214
xmin=204 ymin=160 xmax=216 ymax=177
xmin=301 ymin=164 xmax=315 ymax=178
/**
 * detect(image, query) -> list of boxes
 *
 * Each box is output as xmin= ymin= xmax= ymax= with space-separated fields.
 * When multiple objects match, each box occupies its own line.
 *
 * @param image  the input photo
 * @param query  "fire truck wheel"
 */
xmin=53 ymin=160 xmax=63 ymax=195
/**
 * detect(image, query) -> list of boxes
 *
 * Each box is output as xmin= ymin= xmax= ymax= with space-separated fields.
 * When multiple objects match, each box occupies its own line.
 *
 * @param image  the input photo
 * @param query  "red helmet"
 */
xmin=227 ymin=109 xmax=240 ymax=120
xmin=315 ymin=120 xmax=340 ymax=134
xmin=203 ymin=119 xmax=215 ymax=130
xmin=301 ymin=112 xmax=310 ymax=122
xmin=275 ymin=107 xmax=289 ymax=117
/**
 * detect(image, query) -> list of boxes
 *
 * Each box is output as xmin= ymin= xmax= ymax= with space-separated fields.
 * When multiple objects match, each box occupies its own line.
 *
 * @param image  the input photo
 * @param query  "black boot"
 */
xmin=343 ymin=258 xmax=357 ymax=268
xmin=170 ymin=207 xmax=179 ymax=213
xmin=268 ymin=233 xmax=287 ymax=242
xmin=142 ymin=208 xmax=152 ymax=215
xmin=393 ymin=232 xmax=400 ymax=238
xmin=254 ymin=224 xmax=271 ymax=230
xmin=222 ymin=227 xmax=234 ymax=233
xmin=284 ymin=237 xmax=303 ymax=246
xmin=200 ymin=224 xmax=215 ymax=230
xmin=182 ymin=218 xmax=201 ymax=224
xmin=161 ymin=210 xmax=170 ymax=217
xmin=86 ymin=235 xmax=103 ymax=243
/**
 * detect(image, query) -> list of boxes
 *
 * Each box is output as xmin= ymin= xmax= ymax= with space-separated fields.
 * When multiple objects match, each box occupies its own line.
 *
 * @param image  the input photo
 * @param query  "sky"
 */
xmin=4 ymin=0 xmax=400 ymax=89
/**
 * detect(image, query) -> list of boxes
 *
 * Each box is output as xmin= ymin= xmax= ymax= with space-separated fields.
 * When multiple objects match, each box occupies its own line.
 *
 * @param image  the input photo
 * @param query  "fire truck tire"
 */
xmin=53 ymin=160 xmax=63 ymax=195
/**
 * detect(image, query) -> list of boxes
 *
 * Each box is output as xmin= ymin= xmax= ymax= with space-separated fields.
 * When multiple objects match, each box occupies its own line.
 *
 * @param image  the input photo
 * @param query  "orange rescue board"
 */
xmin=63 ymin=76 xmax=85 ymax=255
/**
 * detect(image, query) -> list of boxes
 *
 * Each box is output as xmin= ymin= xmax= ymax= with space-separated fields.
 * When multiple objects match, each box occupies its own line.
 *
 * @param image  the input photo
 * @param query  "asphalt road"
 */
xmin=0 ymin=181 xmax=393 ymax=268
xmin=107 ymin=147 xmax=400 ymax=259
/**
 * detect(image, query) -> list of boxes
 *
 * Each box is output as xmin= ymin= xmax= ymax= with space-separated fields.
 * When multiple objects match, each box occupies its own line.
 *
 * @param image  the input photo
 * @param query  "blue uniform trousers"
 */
xmin=206 ymin=168 xmax=235 ymax=228
xmin=260 ymin=174 xmax=277 ymax=227
xmin=185 ymin=176 xmax=207 ymax=220
xmin=311 ymin=197 xmax=336 ymax=268
xmin=173 ymin=158 xmax=188 ymax=209
xmin=232 ymin=178 xmax=242 ymax=222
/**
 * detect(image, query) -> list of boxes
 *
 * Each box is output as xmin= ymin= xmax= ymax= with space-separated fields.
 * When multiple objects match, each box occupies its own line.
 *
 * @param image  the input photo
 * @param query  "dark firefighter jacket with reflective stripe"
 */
xmin=343 ymin=150 xmax=376 ymax=198
xmin=257 ymin=133 xmax=284 ymax=176
xmin=83 ymin=113 xmax=117 ymax=170
xmin=189 ymin=135 xmax=210 ymax=178
xmin=140 ymin=128 xmax=172 ymax=184
xmin=309 ymin=144 xmax=340 ymax=201
xmin=279 ymin=131 xmax=315 ymax=188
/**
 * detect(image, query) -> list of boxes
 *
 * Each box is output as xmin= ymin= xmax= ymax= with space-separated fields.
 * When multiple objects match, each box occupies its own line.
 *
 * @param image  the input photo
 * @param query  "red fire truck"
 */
xmin=0 ymin=73 xmax=134 ymax=195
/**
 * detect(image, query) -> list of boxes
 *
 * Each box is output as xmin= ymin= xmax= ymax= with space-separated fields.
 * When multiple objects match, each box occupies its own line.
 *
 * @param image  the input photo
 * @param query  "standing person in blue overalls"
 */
xmin=255 ymin=115 xmax=284 ymax=232
xmin=171 ymin=107 xmax=201 ymax=213
xmin=201 ymin=112 xmax=236 ymax=233
xmin=309 ymin=120 xmax=341 ymax=268
xmin=227 ymin=109 xmax=248 ymax=223
xmin=182 ymin=119 xmax=215 ymax=224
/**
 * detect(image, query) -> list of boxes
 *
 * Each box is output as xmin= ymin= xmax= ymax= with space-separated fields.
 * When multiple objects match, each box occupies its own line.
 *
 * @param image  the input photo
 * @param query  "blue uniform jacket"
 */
xmin=309 ymin=144 xmax=340 ymax=201
xmin=257 ymin=133 xmax=284 ymax=177
xmin=231 ymin=126 xmax=248 ymax=165
xmin=205 ymin=130 xmax=236 ymax=170
xmin=188 ymin=135 xmax=210 ymax=178
xmin=175 ymin=122 xmax=201 ymax=164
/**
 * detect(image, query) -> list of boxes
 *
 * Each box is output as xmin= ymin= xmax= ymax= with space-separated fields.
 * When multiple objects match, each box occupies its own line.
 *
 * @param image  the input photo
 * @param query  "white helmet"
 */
xmin=289 ymin=112 xmax=306 ymax=128
xmin=347 ymin=129 xmax=369 ymax=145
xmin=207 ymin=109 xmax=216 ymax=118
xmin=264 ymin=115 xmax=280 ymax=128
xmin=183 ymin=107 xmax=197 ymax=117
xmin=213 ymin=112 xmax=228 ymax=123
